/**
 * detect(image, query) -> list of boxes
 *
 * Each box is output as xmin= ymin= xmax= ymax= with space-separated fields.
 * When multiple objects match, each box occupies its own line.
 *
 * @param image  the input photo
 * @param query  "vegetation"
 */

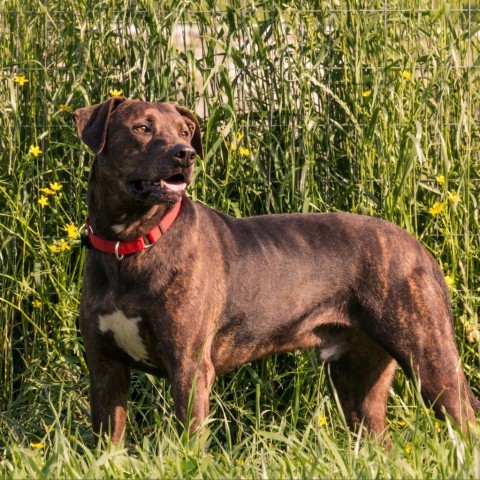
xmin=1 ymin=0 xmax=480 ymax=477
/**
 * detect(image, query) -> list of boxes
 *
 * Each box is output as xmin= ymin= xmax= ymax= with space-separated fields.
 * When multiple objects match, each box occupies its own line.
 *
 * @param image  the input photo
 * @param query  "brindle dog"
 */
xmin=74 ymin=97 xmax=478 ymax=444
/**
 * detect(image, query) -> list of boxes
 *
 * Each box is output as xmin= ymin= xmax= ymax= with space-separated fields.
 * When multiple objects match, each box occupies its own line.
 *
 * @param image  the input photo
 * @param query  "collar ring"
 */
xmin=114 ymin=241 xmax=125 ymax=261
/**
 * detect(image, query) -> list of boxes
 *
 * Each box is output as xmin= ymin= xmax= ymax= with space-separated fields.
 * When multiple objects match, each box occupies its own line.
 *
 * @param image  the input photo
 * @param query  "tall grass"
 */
xmin=1 ymin=0 xmax=480 ymax=477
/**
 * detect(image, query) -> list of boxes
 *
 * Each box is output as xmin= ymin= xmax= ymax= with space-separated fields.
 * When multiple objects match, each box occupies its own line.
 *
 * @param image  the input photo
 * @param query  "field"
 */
xmin=2 ymin=0 xmax=480 ymax=477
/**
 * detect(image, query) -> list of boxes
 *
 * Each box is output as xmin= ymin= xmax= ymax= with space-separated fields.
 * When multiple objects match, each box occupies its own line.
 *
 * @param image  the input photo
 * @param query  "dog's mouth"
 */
xmin=128 ymin=172 xmax=188 ymax=202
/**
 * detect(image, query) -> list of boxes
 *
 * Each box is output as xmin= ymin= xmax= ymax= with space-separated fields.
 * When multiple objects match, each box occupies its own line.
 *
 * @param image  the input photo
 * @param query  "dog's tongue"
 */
xmin=160 ymin=179 xmax=187 ymax=192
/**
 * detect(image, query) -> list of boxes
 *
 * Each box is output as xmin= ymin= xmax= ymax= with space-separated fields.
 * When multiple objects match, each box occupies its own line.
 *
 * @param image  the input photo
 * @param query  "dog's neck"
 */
xmin=86 ymin=162 xmax=174 ymax=241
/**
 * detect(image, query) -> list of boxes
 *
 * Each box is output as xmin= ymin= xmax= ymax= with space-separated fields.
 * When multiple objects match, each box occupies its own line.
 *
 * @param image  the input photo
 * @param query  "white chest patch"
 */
xmin=98 ymin=310 xmax=149 ymax=362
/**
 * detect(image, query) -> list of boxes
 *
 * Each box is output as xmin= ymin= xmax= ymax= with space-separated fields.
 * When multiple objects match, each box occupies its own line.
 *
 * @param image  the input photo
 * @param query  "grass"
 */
xmin=1 ymin=0 xmax=480 ymax=477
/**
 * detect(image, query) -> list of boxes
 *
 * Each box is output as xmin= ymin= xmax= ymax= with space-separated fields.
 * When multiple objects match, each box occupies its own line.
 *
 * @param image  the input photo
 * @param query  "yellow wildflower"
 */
xmin=397 ymin=420 xmax=406 ymax=427
xmin=110 ymin=88 xmax=123 ymax=97
xmin=38 ymin=196 xmax=49 ymax=207
xmin=32 ymin=299 xmax=42 ymax=308
xmin=59 ymin=239 xmax=71 ymax=251
xmin=49 ymin=239 xmax=71 ymax=253
xmin=49 ymin=182 xmax=63 ymax=192
xmin=230 ymin=143 xmax=237 ymax=151
xmin=405 ymin=442 xmax=412 ymax=455
xmin=59 ymin=104 xmax=73 ymax=112
xmin=30 ymin=442 xmax=45 ymax=449
xmin=444 ymin=275 xmax=455 ymax=287
xmin=434 ymin=422 xmax=441 ymax=433
xmin=238 ymin=147 xmax=250 ymax=157
xmin=318 ymin=415 xmax=327 ymax=427
xmin=14 ymin=75 xmax=29 ymax=86
xmin=65 ymin=223 xmax=80 ymax=240
xmin=362 ymin=90 xmax=372 ymax=97
xmin=402 ymin=70 xmax=412 ymax=80
xmin=40 ymin=187 xmax=55 ymax=195
xmin=236 ymin=133 xmax=244 ymax=141
xmin=436 ymin=175 xmax=445 ymax=184
xmin=429 ymin=201 xmax=445 ymax=215
xmin=29 ymin=145 xmax=43 ymax=157
xmin=447 ymin=192 xmax=460 ymax=203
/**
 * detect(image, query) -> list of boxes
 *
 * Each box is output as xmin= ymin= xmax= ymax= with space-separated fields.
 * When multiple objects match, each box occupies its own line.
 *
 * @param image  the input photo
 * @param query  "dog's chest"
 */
xmin=98 ymin=310 xmax=150 ymax=363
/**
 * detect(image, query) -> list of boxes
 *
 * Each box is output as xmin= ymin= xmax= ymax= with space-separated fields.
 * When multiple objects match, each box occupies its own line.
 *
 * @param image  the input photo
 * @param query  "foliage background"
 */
xmin=1 ymin=0 xmax=480 ymax=477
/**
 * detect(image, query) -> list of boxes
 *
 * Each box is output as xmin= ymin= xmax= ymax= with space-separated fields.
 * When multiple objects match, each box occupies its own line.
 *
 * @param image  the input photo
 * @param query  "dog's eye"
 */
xmin=180 ymin=130 xmax=190 ymax=139
xmin=133 ymin=125 xmax=150 ymax=134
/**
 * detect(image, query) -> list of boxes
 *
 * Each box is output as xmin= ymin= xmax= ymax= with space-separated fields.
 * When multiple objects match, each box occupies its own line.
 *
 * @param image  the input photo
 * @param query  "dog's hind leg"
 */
xmin=326 ymin=330 xmax=397 ymax=436
xmin=384 ymin=334 xmax=476 ymax=430
xmin=348 ymin=258 xmax=479 ymax=431
xmin=361 ymin=278 xmax=477 ymax=430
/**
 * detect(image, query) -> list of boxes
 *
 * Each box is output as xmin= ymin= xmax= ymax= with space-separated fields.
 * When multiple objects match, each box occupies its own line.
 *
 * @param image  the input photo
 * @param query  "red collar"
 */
xmin=85 ymin=200 xmax=182 ymax=260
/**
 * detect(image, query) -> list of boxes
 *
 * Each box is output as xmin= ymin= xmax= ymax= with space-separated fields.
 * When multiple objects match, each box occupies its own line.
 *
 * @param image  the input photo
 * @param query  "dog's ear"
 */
xmin=175 ymin=105 xmax=204 ymax=160
xmin=73 ymin=97 xmax=127 ymax=154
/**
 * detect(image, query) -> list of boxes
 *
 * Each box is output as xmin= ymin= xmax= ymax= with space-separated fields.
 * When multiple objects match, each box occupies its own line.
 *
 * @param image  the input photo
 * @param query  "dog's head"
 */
xmin=73 ymin=97 xmax=203 ymax=205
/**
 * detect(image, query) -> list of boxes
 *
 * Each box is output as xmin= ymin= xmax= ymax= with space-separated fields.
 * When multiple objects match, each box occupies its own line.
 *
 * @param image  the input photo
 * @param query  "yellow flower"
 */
xmin=402 ymin=70 xmax=412 ymax=80
xmin=38 ymin=196 xmax=49 ymax=207
xmin=447 ymin=192 xmax=460 ymax=203
xmin=230 ymin=143 xmax=237 ymax=151
xmin=59 ymin=239 xmax=71 ymax=251
xmin=238 ymin=147 xmax=250 ymax=157
xmin=397 ymin=420 xmax=406 ymax=427
xmin=59 ymin=104 xmax=73 ymax=112
xmin=429 ymin=201 xmax=445 ymax=215
xmin=436 ymin=175 xmax=445 ymax=184
xmin=49 ymin=182 xmax=63 ymax=192
xmin=14 ymin=75 xmax=29 ymax=86
xmin=110 ymin=88 xmax=123 ymax=96
xmin=362 ymin=90 xmax=372 ymax=97
xmin=434 ymin=422 xmax=441 ymax=433
xmin=65 ymin=223 xmax=80 ymax=240
xmin=32 ymin=299 xmax=42 ymax=308
xmin=236 ymin=133 xmax=244 ymax=142
xmin=40 ymin=187 xmax=55 ymax=195
xmin=30 ymin=442 xmax=45 ymax=449
xmin=444 ymin=275 xmax=455 ymax=287
xmin=49 ymin=239 xmax=71 ymax=253
xmin=29 ymin=145 xmax=43 ymax=157
xmin=318 ymin=415 xmax=328 ymax=427
xmin=405 ymin=442 xmax=412 ymax=455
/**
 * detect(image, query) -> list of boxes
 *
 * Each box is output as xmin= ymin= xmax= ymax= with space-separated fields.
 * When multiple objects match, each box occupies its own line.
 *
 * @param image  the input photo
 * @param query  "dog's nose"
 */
xmin=172 ymin=145 xmax=196 ymax=167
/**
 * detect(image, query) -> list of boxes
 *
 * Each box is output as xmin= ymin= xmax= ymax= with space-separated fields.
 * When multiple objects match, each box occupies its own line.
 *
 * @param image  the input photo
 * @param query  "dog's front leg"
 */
xmin=170 ymin=353 xmax=216 ymax=434
xmin=87 ymin=355 xmax=131 ymax=445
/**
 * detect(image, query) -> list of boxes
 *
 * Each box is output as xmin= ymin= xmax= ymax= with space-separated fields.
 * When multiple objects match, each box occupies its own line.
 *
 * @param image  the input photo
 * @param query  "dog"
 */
xmin=73 ymin=97 xmax=478 ymax=444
